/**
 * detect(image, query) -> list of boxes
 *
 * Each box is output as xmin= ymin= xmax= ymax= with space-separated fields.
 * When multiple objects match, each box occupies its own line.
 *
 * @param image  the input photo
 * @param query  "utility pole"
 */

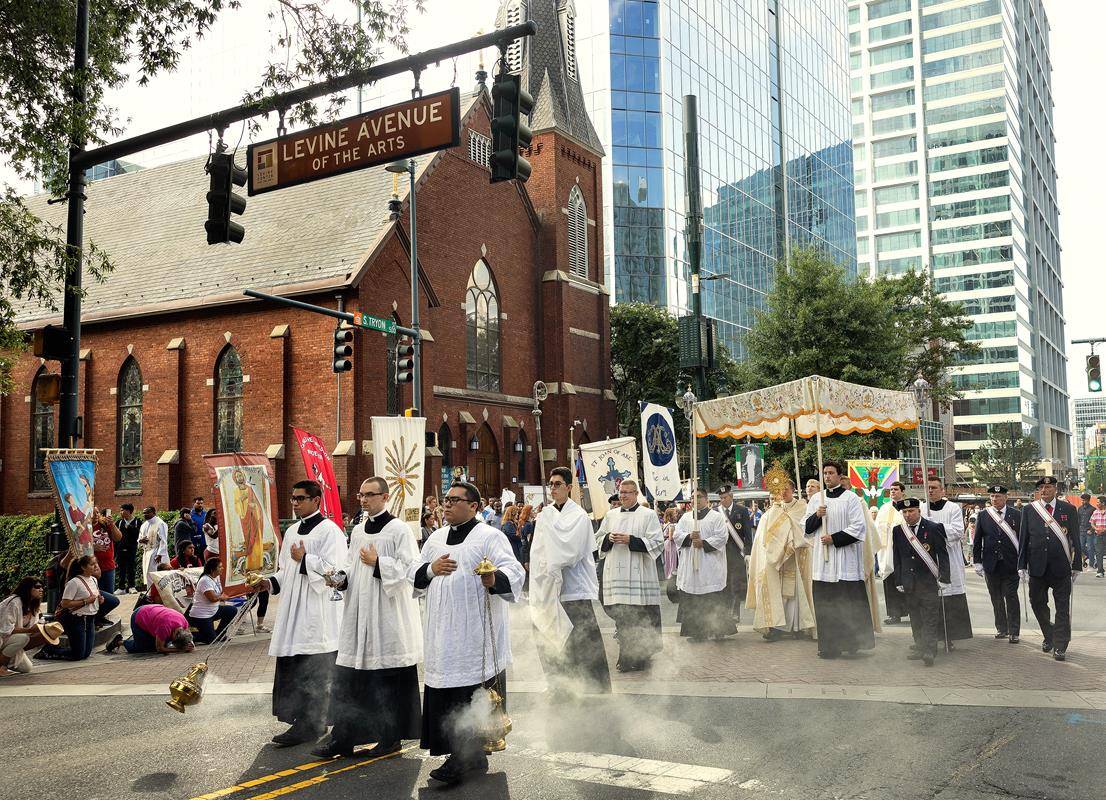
xmin=683 ymin=95 xmax=709 ymax=482
xmin=60 ymin=0 xmax=89 ymax=448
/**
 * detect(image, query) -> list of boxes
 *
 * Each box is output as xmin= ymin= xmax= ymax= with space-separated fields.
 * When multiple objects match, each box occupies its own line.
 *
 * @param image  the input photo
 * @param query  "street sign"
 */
xmin=247 ymin=88 xmax=461 ymax=196
xmin=352 ymin=311 xmax=397 ymax=334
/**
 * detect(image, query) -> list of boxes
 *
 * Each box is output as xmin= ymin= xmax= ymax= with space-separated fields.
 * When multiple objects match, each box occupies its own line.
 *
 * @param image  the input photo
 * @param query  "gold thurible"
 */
xmin=166 ymin=661 xmax=208 ymax=713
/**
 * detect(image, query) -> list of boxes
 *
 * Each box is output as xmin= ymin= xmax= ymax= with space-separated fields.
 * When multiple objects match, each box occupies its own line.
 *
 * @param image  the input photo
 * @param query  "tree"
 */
xmin=1086 ymin=446 xmax=1106 ymax=495
xmin=0 ymin=1 xmax=420 ymax=394
xmin=967 ymin=428 xmax=1041 ymax=492
xmin=735 ymin=248 xmax=977 ymax=477
xmin=609 ymin=302 xmax=742 ymax=487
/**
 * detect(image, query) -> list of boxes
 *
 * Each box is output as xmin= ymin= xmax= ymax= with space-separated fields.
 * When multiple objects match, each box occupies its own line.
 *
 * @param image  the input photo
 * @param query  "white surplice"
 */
xmin=268 ymin=512 xmax=349 ymax=658
xmin=412 ymin=521 xmax=525 ymax=689
xmin=923 ymin=500 xmax=967 ymax=597
xmin=803 ymin=487 xmax=868 ymax=582
xmin=596 ymin=505 xmax=664 ymax=606
xmin=529 ymin=499 xmax=598 ymax=649
xmin=336 ymin=512 xmax=422 ymax=671
xmin=674 ymin=509 xmax=729 ymax=594
xmin=874 ymin=501 xmax=904 ymax=580
xmin=140 ymin=516 xmax=169 ymax=584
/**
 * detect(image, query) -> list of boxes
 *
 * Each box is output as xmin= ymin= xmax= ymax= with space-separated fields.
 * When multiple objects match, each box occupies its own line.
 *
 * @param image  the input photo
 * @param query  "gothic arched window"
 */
xmin=465 ymin=260 xmax=501 ymax=392
xmin=116 ymin=357 xmax=143 ymax=490
xmin=30 ymin=368 xmax=55 ymax=491
xmin=567 ymin=185 xmax=589 ymax=279
xmin=214 ymin=346 xmax=244 ymax=453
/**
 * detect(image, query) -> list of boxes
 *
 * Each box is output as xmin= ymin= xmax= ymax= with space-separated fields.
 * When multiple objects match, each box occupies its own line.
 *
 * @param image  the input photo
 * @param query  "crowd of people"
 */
xmin=0 ymin=466 xmax=1088 ymax=785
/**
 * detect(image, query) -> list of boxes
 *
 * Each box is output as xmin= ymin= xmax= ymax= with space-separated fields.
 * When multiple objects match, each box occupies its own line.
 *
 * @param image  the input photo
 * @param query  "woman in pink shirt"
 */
xmin=106 ymin=603 xmax=194 ymax=655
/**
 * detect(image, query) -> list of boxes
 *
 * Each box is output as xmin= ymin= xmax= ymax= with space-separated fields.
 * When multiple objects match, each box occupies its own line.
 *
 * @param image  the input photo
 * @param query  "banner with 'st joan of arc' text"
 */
xmin=579 ymin=436 xmax=640 ymax=521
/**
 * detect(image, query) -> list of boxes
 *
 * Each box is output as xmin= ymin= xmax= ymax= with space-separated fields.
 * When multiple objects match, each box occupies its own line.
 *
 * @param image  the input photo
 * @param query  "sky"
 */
xmin=7 ymin=0 xmax=1101 ymax=404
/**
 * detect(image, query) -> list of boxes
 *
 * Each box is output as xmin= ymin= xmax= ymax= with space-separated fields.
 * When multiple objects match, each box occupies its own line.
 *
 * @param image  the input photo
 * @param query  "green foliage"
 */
xmin=0 ymin=1 xmax=420 ymax=394
xmin=967 ymin=429 xmax=1041 ymax=493
xmin=0 ymin=515 xmax=53 ymax=595
xmin=1087 ymin=446 xmax=1106 ymax=495
xmin=734 ymin=248 xmax=976 ymax=478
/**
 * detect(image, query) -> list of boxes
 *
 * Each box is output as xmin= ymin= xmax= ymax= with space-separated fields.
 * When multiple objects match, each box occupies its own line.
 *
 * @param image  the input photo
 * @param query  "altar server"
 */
xmin=922 ymin=477 xmax=973 ymax=645
xmin=875 ymin=482 xmax=908 ymax=625
xmin=315 ymin=476 xmax=422 ymax=758
xmin=675 ymin=488 xmax=735 ymax=641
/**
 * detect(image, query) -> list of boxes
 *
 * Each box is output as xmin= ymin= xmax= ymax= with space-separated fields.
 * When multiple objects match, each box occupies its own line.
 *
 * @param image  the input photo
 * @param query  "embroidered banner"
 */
xmin=44 ymin=449 xmax=101 ymax=558
xmin=204 ymin=453 xmax=282 ymax=590
xmin=847 ymin=459 xmax=901 ymax=509
xmin=640 ymin=402 xmax=682 ymax=501
xmin=291 ymin=427 xmax=343 ymax=525
xmin=371 ymin=416 xmax=426 ymax=539
xmin=579 ymin=436 xmax=640 ymax=521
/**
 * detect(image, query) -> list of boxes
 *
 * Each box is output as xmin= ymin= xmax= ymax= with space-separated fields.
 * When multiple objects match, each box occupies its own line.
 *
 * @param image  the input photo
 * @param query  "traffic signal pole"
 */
xmin=54 ymin=21 xmax=537 ymax=445
xmin=683 ymin=95 xmax=709 ymax=482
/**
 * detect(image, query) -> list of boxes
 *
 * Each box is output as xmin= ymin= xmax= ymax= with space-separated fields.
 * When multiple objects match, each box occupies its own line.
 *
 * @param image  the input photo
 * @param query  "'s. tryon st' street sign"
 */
xmin=247 ymin=88 xmax=461 ymax=196
xmin=352 ymin=312 xmax=397 ymax=335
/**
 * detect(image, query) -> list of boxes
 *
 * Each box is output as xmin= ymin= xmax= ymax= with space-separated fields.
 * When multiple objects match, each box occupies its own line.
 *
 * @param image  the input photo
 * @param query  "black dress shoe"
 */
xmin=922 ymin=653 xmax=935 ymax=667
xmin=311 ymin=738 xmax=353 ymax=758
xmin=1009 ymin=635 xmax=1019 ymax=643
xmin=272 ymin=723 xmax=322 ymax=747
xmin=817 ymin=650 xmax=839 ymax=659
xmin=1054 ymin=650 xmax=1066 ymax=662
xmin=884 ymin=617 xmax=901 ymax=625
xmin=429 ymin=756 xmax=466 ymax=785
xmin=360 ymin=741 xmax=402 ymax=758
xmin=1042 ymin=641 xmax=1053 ymax=653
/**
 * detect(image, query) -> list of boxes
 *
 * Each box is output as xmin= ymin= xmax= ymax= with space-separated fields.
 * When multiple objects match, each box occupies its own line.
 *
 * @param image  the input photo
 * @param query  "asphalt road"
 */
xmin=7 ymin=690 xmax=1104 ymax=800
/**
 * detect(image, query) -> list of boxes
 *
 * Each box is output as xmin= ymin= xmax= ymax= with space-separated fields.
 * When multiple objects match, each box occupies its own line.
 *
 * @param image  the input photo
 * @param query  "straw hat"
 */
xmin=37 ymin=621 xmax=64 ymax=646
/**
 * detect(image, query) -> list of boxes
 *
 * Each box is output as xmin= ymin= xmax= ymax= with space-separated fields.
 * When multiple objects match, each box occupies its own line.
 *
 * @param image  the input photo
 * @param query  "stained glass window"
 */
xmin=30 ymin=368 xmax=54 ymax=491
xmin=465 ymin=260 xmax=501 ymax=392
xmin=117 ymin=358 xmax=143 ymax=489
xmin=215 ymin=346 xmax=244 ymax=453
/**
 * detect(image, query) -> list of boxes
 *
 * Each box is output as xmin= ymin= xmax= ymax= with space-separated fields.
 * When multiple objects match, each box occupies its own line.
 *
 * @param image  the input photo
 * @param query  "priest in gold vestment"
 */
xmin=745 ymin=469 xmax=815 ymax=641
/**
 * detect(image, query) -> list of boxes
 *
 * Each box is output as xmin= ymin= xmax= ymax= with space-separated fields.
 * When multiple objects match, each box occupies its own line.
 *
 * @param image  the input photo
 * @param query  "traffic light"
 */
xmin=31 ymin=324 xmax=72 ymax=361
xmin=332 ymin=328 xmax=354 ymax=373
xmin=396 ymin=338 xmax=415 ymax=383
xmin=205 ymin=150 xmax=247 ymax=244
xmin=1088 ymin=354 xmax=1102 ymax=392
xmin=490 ymin=72 xmax=534 ymax=183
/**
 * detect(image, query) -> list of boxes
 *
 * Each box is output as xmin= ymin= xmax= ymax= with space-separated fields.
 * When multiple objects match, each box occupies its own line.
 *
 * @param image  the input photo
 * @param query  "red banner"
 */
xmin=292 ymin=427 xmax=343 ymax=525
xmin=204 ymin=452 xmax=282 ymax=592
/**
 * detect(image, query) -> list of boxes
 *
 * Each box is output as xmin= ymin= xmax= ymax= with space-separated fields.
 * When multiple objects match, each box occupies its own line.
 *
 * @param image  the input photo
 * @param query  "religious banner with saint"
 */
xmin=847 ymin=459 xmax=900 ymax=509
xmin=204 ymin=453 xmax=282 ymax=591
xmin=291 ymin=427 xmax=343 ymax=525
xmin=579 ymin=437 xmax=640 ymax=521
xmin=371 ymin=415 xmax=426 ymax=538
xmin=639 ymin=402 xmax=681 ymax=501
xmin=44 ymin=449 xmax=101 ymax=557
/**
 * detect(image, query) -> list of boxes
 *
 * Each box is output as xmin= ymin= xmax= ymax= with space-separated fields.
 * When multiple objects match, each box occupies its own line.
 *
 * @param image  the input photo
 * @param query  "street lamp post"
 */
xmin=386 ymin=158 xmax=421 ymax=415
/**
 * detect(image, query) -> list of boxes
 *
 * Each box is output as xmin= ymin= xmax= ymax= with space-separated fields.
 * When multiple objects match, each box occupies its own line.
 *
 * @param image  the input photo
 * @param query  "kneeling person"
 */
xmin=892 ymin=499 xmax=951 ymax=666
xmin=112 ymin=603 xmax=194 ymax=654
xmin=316 ymin=477 xmax=423 ymax=758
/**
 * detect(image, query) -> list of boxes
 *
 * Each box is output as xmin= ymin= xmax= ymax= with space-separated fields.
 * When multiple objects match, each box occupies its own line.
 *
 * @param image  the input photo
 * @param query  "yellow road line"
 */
xmin=188 ymin=747 xmax=414 ymax=800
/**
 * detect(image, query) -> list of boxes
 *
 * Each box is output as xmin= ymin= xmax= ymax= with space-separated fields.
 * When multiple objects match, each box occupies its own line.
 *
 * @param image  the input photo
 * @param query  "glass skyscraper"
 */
xmin=576 ymin=0 xmax=856 ymax=359
xmin=849 ymin=0 xmax=1071 ymax=474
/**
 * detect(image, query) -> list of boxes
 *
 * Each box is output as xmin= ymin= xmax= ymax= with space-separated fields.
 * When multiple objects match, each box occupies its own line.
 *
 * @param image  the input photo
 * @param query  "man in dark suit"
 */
xmin=1018 ymin=476 xmax=1083 ymax=661
xmin=892 ymin=498 xmax=951 ymax=667
xmin=717 ymin=485 xmax=753 ymax=621
xmin=972 ymin=485 xmax=1022 ymax=642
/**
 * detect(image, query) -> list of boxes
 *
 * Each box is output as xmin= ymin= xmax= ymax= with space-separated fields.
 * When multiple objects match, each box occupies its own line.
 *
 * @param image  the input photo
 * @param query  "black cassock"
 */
xmin=413 ymin=519 xmax=514 ymax=763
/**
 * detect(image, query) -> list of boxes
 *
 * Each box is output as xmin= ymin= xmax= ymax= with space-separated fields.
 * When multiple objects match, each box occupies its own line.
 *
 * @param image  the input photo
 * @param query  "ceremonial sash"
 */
xmin=985 ymin=506 xmax=1020 ymax=552
xmin=721 ymin=514 xmax=746 ymax=554
xmin=899 ymin=524 xmax=941 ymax=579
xmin=1030 ymin=501 xmax=1072 ymax=565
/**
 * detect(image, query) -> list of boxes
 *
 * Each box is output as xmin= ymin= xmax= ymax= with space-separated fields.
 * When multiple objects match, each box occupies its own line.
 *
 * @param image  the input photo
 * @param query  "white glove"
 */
xmin=1018 ymin=569 xmax=1028 ymax=581
xmin=895 ymin=585 xmax=905 ymax=593
xmin=938 ymin=582 xmax=951 ymax=591
xmin=973 ymin=563 xmax=984 ymax=577
xmin=1072 ymin=571 xmax=1080 ymax=584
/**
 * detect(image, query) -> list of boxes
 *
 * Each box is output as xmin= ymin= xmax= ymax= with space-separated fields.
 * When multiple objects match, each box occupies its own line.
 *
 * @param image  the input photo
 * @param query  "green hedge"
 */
xmin=0 ymin=511 xmax=181 ymax=595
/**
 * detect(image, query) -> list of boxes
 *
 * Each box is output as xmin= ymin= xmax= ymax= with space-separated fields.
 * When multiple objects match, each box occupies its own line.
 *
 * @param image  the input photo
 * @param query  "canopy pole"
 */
xmin=813 ymin=383 xmax=828 ymax=563
xmin=916 ymin=422 xmax=929 ymax=497
xmin=790 ymin=418 xmax=802 ymax=494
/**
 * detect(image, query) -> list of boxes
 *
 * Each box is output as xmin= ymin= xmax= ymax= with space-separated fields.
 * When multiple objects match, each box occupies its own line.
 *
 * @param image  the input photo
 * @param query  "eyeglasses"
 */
xmin=442 ymin=496 xmax=473 ymax=506
xmin=548 ymin=480 xmax=566 ymax=488
xmin=357 ymin=491 xmax=386 ymax=499
xmin=290 ymin=495 xmax=311 ymax=503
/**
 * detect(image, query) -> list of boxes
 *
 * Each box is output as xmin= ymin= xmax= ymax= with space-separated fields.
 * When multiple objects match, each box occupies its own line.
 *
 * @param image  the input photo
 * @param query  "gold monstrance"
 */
xmin=474 ymin=556 xmax=512 ymax=752
xmin=765 ymin=461 xmax=792 ymax=503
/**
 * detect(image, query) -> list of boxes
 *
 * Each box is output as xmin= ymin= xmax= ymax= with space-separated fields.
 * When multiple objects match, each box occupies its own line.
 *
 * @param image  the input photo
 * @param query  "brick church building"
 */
xmin=1 ymin=3 xmax=615 ymax=516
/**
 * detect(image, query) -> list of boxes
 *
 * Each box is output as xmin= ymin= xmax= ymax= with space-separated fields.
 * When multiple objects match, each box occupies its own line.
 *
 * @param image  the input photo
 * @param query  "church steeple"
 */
xmin=495 ymin=0 xmax=604 ymax=155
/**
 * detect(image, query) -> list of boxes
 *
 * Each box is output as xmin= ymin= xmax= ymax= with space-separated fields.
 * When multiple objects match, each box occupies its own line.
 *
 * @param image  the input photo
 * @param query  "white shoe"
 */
xmin=12 ymin=652 xmax=32 ymax=673
xmin=114 ymin=589 xmax=126 ymax=596
xmin=128 ymin=588 xmax=137 ymax=594
xmin=255 ymin=623 xmax=272 ymax=633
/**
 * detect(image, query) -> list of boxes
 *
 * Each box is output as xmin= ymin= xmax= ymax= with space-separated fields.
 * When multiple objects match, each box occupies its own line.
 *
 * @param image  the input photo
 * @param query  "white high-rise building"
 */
xmin=1072 ymin=396 xmax=1106 ymax=477
xmin=849 ymin=0 xmax=1071 ymax=477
